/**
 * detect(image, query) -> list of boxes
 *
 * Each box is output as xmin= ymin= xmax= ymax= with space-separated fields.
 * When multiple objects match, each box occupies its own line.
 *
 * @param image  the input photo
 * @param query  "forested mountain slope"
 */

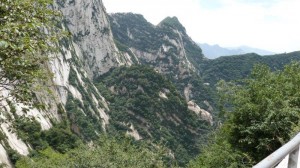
xmin=109 ymin=13 xmax=216 ymax=120
xmin=0 ymin=1 xmax=212 ymax=167
xmin=202 ymin=51 xmax=300 ymax=85
xmin=1 ymin=0 xmax=300 ymax=167
xmin=109 ymin=13 xmax=205 ymax=78
xmin=0 ymin=0 xmax=131 ymax=166
xmin=96 ymin=66 xmax=211 ymax=165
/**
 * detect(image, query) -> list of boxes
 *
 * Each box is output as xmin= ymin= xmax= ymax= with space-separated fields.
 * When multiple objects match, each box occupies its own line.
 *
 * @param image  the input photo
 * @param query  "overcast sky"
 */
xmin=102 ymin=0 xmax=300 ymax=53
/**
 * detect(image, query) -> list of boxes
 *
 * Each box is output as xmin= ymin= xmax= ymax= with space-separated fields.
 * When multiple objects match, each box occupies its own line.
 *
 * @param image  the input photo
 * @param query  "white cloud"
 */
xmin=103 ymin=0 xmax=300 ymax=53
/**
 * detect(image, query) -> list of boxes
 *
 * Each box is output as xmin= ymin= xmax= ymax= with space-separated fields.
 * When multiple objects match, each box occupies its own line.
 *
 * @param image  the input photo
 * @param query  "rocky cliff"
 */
xmin=0 ymin=0 xmax=212 ymax=166
xmin=56 ymin=0 xmax=133 ymax=78
xmin=109 ymin=13 xmax=215 ymax=123
xmin=0 ymin=0 xmax=129 ymax=166
xmin=109 ymin=13 xmax=206 ymax=80
xmin=5 ymin=0 xmax=299 ymax=166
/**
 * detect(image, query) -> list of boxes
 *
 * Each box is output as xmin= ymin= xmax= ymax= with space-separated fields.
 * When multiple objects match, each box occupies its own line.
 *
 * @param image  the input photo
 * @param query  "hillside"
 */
xmin=109 ymin=13 xmax=205 ymax=78
xmin=96 ymin=66 xmax=211 ymax=165
xmin=1 ymin=0 xmax=300 ymax=167
xmin=109 ymin=12 xmax=216 ymax=117
xmin=0 ymin=1 xmax=213 ymax=167
xmin=199 ymin=43 xmax=244 ymax=59
xmin=0 ymin=0 xmax=132 ymax=166
xmin=201 ymin=51 xmax=300 ymax=85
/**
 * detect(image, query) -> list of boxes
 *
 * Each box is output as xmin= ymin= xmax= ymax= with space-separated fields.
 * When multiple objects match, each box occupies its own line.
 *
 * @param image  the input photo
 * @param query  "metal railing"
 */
xmin=253 ymin=133 xmax=300 ymax=168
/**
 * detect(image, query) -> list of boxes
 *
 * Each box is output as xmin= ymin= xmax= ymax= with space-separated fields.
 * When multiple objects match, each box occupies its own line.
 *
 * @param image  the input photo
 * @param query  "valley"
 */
xmin=0 ymin=0 xmax=299 ymax=167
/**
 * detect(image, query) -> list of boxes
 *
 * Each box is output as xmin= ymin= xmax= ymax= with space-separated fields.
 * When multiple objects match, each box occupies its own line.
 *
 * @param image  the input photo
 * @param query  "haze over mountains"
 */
xmin=199 ymin=43 xmax=276 ymax=59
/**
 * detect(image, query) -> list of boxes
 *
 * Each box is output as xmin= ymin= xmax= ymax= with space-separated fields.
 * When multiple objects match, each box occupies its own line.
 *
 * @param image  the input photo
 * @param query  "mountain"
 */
xmin=109 ymin=13 xmax=216 ymax=111
xmin=109 ymin=14 xmax=205 ymax=78
xmin=0 ymin=0 xmax=131 ymax=166
xmin=199 ymin=43 xmax=275 ymax=59
xmin=95 ymin=65 xmax=211 ymax=164
xmin=1 ymin=0 xmax=300 ymax=167
xmin=0 ymin=1 xmax=213 ymax=167
xmin=199 ymin=43 xmax=244 ymax=59
xmin=108 ymin=13 xmax=216 ymax=165
xmin=233 ymin=45 xmax=276 ymax=56
xmin=201 ymin=51 xmax=300 ymax=85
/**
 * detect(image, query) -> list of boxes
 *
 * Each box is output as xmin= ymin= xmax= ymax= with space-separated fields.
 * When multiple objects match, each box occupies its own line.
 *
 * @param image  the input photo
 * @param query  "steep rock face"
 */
xmin=0 ymin=0 xmax=125 ymax=166
xmin=49 ymin=36 xmax=112 ymax=139
xmin=0 ymin=59 xmax=63 ymax=167
xmin=109 ymin=13 xmax=205 ymax=80
xmin=0 ymin=37 xmax=111 ymax=167
xmin=56 ymin=0 xmax=132 ymax=78
xmin=0 ymin=145 xmax=10 ymax=167
xmin=0 ymin=1 xmax=212 ymax=167
xmin=109 ymin=13 xmax=215 ymax=123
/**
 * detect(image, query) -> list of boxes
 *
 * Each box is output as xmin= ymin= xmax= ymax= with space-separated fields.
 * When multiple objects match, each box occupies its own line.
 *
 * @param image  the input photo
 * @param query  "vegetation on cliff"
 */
xmin=0 ymin=0 xmax=64 ymax=108
xmin=2 ymin=1 xmax=300 ymax=167
xmin=96 ymin=65 xmax=211 ymax=165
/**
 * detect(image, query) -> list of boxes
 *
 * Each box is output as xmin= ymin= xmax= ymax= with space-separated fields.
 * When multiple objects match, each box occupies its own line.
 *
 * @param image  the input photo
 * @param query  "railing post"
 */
xmin=253 ymin=133 xmax=300 ymax=168
xmin=288 ymin=145 xmax=299 ymax=168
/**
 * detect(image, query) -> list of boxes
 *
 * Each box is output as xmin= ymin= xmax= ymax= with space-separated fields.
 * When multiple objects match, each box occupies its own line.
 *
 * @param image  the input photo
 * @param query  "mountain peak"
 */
xmin=158 ymin=16 xmax=186 ymax=33
xmin=110 ymin=12 xmax=150 ymax=24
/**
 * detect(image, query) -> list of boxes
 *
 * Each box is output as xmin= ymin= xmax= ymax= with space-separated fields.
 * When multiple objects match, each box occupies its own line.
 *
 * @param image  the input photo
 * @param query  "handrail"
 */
xmin=253 ymin=133 xmax=300 ymax=168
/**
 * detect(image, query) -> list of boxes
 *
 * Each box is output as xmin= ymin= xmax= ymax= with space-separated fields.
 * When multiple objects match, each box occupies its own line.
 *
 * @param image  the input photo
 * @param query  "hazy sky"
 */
xmin=102 ymin=0 xmax=300 ymax=53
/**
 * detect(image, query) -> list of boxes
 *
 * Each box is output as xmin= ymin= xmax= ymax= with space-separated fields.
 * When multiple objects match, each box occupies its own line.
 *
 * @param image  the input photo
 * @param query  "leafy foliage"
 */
xmin=191 ymin=62 xmax=300 ymax=167
xmin=0 ymin=0 xmax=63 ymax=107
xmin=14 ymin=117 xmax=47 ymax=151
xmin=14 ymin=116 xmax=80 ymax=153
xmin=65 ymin=94 xmax=102 ymax=141
xmin=188 ymin=130 xmax=253 ymax=168
xmin=41 ymin=125 xmax=80 ymax=153
xmin=175 ymin=75 xmax=217 ymax=112
xmin=225 ymin=62 xmax=300 ymax=161
xmin=16 ymin=136 xmax=171 ymax=168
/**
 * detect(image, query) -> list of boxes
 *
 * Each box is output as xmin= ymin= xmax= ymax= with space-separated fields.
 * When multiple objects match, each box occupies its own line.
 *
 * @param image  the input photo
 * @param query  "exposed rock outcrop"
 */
xmin=188 ymin=100 xmax=213 ymax=125
xmin=0 ymin=0 xmax=126 ymax=166
xmin=109 ymin=13 xmax=205 ymax=80
xmin=56 ymin=0 xmax=132 ymax=78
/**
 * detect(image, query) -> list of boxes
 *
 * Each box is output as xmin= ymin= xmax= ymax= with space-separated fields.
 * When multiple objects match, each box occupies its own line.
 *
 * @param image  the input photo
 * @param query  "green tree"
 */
xmin=15 ymin=147 xmax=69 ymax=168
xmin=188 ymin=130 xmax=252 ymax=168
xmin=0 ymin=0 xmax=63 ymax=108
xmin=225 ymin=63 xmax=300 ymax=162
xmin=16 ymin=136 xmax=171 ymax=168
xmin=191 ymin=62 xmax=300 ymax=167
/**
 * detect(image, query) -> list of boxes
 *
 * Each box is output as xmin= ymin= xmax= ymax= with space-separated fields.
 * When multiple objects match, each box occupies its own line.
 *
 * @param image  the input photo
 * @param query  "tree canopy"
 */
xmin=190 ymin=62 xmax=300 ymax=167
xmin=15 ymin=136 xmax=170 ymax=168
xmin=0 ymin=0 xmax=63 ymax=108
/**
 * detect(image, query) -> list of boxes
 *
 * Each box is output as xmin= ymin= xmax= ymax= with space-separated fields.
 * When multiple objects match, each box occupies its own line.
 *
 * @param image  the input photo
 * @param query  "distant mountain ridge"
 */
xmin=199 ymin=43 xmax=276 ymax=59
xmin=201 ymin=51 xmax=300 ymax=85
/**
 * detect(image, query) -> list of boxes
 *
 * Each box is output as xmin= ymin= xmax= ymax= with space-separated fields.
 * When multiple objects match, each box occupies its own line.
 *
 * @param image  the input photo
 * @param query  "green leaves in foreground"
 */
xmin=0 ymin=0 xmax=64 ymax=107
xmin=16 ymin=136 xmax=170 ymax=168
xmin=191 ymin=62 xmax=300 ymax=167
xmin=188 ymin=131 xmax=253 ymax=168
